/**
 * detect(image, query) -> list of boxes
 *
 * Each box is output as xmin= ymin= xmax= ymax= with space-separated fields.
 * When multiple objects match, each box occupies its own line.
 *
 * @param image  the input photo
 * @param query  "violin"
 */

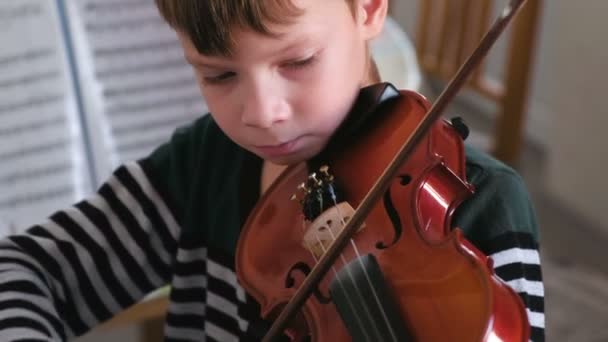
xmin=236 ymin=0 xmax=531 ymax=341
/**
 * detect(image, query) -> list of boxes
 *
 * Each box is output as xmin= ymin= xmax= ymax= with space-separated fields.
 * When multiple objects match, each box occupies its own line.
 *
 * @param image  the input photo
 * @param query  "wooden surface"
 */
xmin=96 ymin=294 xmax=169 ymax=330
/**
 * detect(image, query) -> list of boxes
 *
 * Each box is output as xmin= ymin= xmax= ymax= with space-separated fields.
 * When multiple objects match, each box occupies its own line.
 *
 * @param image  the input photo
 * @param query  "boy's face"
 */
xmin=180 ymin=0 xmax=383 ymax=165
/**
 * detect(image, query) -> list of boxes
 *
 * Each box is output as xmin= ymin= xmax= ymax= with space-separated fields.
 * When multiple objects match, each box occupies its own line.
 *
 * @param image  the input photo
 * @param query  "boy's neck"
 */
xmin=260 ymin=161 xmax=289 ymax=195
xmin=367 ymin=58 xmax=381 ymax=85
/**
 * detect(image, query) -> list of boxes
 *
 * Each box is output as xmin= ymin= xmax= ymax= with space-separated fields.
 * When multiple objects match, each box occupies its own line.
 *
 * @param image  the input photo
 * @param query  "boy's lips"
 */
xmin=254 ymin=136 xmax=303 ymax=158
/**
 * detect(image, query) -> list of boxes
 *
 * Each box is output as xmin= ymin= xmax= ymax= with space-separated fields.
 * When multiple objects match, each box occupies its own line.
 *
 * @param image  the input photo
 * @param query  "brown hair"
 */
xmin=155 ymin=0 xmax=355 ymax=56
xmin=155 ymin=0 xmax=380 ymax=83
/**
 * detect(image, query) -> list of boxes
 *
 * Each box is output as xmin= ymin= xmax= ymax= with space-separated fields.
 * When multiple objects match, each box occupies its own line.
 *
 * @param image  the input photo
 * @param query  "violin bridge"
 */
xmin=302 ymin=202 xmax=365 ymax=260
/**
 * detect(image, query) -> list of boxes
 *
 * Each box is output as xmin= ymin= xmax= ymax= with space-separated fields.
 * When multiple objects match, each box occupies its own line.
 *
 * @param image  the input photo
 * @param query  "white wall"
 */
xmin=543 ymin=0 xmax=608 ymax=233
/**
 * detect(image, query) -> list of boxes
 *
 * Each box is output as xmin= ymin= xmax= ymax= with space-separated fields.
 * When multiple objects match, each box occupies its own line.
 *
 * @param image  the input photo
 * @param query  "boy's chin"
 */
xmin=262 ymin=153 xmax=309 ymax=166
xmin=258 ymin=147 xmax=321 ymax=166
xmin=248 ymin=137 xmax=329 ymax=165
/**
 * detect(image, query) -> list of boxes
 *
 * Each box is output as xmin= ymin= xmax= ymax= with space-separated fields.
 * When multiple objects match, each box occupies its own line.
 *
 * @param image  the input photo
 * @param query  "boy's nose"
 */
xmin=241 ymin=85 xmax=290 ymax=129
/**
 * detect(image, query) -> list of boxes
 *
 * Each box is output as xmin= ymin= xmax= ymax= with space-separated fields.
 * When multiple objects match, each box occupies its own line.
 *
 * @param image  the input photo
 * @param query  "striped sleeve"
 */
xmin=0 ymin=161 xmax=180 ymax=340
xmin=483 ymin=232 xmax=545 ymax=342
xmin=453 ymin=154 xmax=545 ymax=342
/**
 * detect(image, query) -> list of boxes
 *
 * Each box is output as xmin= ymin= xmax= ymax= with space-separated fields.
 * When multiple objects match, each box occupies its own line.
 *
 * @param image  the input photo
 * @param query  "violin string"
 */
xmin=315 ymin=192 xmax=378 ymax=341
xmin=301 ymin=220 xmax=369 ymax=339
xmin=309 ymin=233 xmax=373 ymax=342
xmin=324 ymin=184 xmax=396 ymax=340
xmin=332 ymin=203 xmax=399 ymax=342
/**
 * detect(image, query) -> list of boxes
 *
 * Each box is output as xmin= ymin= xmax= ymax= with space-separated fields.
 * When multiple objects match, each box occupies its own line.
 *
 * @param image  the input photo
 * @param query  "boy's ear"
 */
xmin=355 ymin=0 xmax=389 ymax=40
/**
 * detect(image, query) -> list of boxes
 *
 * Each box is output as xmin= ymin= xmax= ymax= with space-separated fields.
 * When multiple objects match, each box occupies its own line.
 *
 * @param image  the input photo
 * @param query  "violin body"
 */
xmin=236 ymin=88 xmax=530 ymax=341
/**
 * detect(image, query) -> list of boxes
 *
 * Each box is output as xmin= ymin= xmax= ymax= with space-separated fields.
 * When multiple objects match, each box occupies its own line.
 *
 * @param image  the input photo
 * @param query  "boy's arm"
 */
xmin=480 ymin=226 xmax=544 ymax=341
xmin=0 ymin=115 xmax=210 ymax=340
xmin=453 ymin=158 xmax=545 ymax=342
xmin=0 ymin=161 xmax=180 ymax=340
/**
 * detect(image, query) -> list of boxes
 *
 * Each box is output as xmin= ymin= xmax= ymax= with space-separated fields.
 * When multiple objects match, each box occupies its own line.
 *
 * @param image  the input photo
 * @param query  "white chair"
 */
xmin=371 ymin=17 xmax=422 ymax=91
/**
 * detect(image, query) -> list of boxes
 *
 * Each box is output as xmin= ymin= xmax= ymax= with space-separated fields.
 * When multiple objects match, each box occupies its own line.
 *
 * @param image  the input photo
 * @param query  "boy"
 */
xmin=0 ymin=0 xmax=544 ymax=341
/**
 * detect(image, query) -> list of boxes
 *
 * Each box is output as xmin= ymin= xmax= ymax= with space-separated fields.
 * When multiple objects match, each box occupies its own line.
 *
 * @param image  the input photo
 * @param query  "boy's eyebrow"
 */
xmin=277 ymin=35 xmax=315 ymax=55
xmin=183 ymin=35 xmax=316 ymax=68
xmin=183 ymin=54 xmax=228 ymax=69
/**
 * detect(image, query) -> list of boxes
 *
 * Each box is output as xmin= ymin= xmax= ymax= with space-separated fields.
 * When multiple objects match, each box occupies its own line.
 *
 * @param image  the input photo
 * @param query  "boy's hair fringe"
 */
xmin=155 ymin=0 xmax=354 ymax=56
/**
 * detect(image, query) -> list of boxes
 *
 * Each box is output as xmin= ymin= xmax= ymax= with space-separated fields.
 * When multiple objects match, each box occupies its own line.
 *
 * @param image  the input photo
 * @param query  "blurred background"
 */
xmin=1 ymin=0 xmax=606 ymax=341
xmin=392 ymin=1 xmax=608 ymax=341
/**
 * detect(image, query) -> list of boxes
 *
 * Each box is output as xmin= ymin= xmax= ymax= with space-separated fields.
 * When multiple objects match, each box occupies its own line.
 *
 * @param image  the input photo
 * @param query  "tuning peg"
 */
xmin=319 ymin=165 xmax=334 ymax=182
xmin=308 ymin=173 xmax=322 ymax=187
xmin=297 ymin=182 xmax=310 ymax=194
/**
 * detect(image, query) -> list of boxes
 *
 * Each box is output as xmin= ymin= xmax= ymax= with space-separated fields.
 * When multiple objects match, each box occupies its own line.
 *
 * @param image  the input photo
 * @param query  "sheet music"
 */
xmin=70 ymin=0 xmax=207 ymax=184
xmin=0 ymin=0 xmax=90 ymax=234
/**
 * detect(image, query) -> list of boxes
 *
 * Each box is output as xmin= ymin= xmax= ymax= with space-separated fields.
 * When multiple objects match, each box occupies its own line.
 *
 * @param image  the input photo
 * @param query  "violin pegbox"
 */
xmin=291 ymin=165 xmax=364 ymax=259
xmin=291 ymin=165 xmax=339 ymax=221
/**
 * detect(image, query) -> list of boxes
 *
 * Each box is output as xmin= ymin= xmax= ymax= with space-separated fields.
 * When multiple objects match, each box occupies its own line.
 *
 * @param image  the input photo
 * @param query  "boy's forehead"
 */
xmin=182 ymin=24 xmax=319 ymax=63
xmin=181 ymin=28 xmax=318 ymax=64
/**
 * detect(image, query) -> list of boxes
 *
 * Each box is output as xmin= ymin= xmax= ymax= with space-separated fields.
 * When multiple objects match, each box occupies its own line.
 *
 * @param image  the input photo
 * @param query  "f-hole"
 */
xmin=285 ymin=262 xmax=332 ymax=304
xmin=376 ymin=174 xmax=410 ymax=249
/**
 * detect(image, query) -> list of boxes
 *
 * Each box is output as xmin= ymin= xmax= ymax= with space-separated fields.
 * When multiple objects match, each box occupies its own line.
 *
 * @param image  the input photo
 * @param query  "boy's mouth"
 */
xmin=255 ymin=136 xmax=303 ymax=158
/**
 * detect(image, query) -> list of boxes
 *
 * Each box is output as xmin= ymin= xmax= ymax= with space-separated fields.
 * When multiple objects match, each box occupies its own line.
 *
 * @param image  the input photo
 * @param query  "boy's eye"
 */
xmin=203 ymin=71 xmax=236 ymax=85
xmin=198 ymin=54 xmax=318 ymax=85
xmin=284 ymin=55 xmax=317 ymax=70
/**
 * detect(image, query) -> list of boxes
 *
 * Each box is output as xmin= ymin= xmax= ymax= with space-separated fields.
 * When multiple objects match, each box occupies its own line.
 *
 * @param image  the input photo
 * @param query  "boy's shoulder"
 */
xmin=454 ymin=144 xmax=539 ymax=243
xmin=172 ymin=113 xmax=228 ymax=145
xmin=142 ymin=113 xmax=261 ymax=244
xmin=152 ymin=113 xmax=239 ymax=165
xmin=463 ymin=144 xmax=521 ymax=184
